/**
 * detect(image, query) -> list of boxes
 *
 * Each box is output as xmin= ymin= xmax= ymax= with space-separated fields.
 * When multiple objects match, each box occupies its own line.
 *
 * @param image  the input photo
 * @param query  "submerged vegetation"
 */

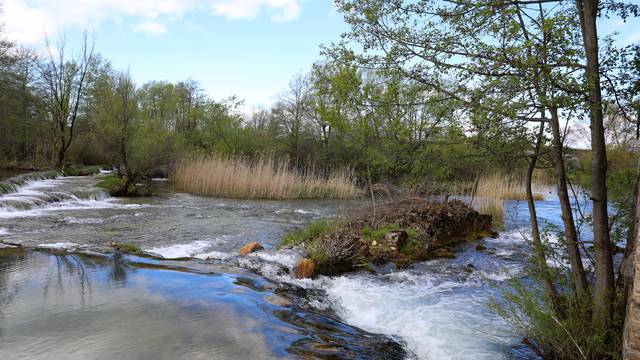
xmin=172 ymin=155 xmax=360 ymax=199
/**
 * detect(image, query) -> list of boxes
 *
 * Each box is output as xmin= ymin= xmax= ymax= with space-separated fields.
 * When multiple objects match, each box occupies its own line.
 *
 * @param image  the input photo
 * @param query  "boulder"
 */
xmin=475 ymin=243 xmax=487 ymax=251
xmin=294 ymin=258 xmax=316 ymax=279
xmin=239 ymin=242 xmax=263 ymax=256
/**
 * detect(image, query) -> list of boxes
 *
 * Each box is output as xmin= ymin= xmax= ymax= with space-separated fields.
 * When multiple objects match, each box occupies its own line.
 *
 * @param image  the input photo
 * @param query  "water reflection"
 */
xmin=0 ymin=250 xmax=404 ymax=359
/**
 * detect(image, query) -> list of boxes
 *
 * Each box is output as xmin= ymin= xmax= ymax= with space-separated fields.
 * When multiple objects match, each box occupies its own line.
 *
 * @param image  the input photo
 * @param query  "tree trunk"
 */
xmin=621 ymin=161 xmax=640 ymax=322
xmin=56 ymin=134 xmax=66 ymax=169
xmin=527 ymin=120 xmax=562 ymax=307
xmin=549 ymin=106 xmax=588 ymax=296
xmin=577 ymin=0 xmax=615 ymax=329
xmin=623 ymin=211 xmax=640 ymax=359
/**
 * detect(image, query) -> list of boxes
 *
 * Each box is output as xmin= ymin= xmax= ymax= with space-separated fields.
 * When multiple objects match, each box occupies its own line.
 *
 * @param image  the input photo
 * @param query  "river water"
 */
xmin=0 ymin=174 xmax=552 ymax=359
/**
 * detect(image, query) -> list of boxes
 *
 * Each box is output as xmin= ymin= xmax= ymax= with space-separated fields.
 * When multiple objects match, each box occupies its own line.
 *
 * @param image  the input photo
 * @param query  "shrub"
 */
xmin=96 ymin=175 xmax=126 ymax=195
xmin=492 ymin=276 xmax=622 ymax=360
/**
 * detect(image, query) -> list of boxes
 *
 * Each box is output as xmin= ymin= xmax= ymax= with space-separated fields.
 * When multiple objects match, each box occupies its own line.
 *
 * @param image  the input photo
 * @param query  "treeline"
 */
xmin=0 ymin=34 xmax=537 ymax=186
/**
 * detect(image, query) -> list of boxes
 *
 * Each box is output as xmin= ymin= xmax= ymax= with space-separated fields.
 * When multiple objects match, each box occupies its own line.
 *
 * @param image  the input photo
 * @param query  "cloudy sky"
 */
xmin=0 ymin=0 xmax=345 ymax=108
xmin=0 ymin=0 xmax=638 ymax=110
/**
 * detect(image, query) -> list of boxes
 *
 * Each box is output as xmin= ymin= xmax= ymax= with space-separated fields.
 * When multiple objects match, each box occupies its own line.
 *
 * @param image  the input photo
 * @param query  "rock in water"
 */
xmin=294 ymin=258 xmax=316 ymax=279
xmin=239 ymin=242 xmax=264 ymax=255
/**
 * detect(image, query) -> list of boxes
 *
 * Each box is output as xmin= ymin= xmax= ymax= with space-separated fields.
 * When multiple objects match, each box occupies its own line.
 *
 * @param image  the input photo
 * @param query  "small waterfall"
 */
xmin=0 ymin=170 xmax=63 ymax=196
xmin=0 ymin=171 xmax=109 ymax=215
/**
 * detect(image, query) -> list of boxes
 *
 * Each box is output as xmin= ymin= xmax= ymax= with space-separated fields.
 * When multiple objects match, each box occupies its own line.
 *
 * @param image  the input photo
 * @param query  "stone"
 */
xmin=264 ymin=294 xmax=293 ymax=307
xmin=384 ymin=230 xmax=408 ymax=248
xmin=475 ymin=243 xmax=487 ymax=251
xmin=239 ymin=242 xmax=263 ymax=256
xmin=294 ymin=258 xmax=315 ymax=279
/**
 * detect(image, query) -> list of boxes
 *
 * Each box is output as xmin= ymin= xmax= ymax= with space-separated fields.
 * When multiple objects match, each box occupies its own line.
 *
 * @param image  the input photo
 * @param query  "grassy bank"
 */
xmin=171 ymin=155 xmax=361 ymax=199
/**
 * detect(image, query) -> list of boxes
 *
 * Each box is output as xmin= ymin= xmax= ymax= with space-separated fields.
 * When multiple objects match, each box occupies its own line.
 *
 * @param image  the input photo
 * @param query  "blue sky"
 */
xmin=2 ymin=0 xmax=346 ymax=108
xmin=1 ymin=0 xmax=638 ymax=110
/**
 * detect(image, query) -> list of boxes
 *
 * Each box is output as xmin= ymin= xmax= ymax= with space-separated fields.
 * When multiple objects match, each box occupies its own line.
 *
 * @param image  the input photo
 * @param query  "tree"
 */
xmin=37 ymin=33 xmax=95 ymax=168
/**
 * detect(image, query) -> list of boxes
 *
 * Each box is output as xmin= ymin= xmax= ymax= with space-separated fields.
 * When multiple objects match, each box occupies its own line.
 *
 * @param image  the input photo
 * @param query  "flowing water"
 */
xmin=0 ymin=173 xmax=562 ymax=359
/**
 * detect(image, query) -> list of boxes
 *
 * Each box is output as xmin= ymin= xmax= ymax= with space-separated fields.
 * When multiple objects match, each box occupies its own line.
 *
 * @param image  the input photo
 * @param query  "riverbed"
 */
xmin=0 ymin=174 xmax=548 ymax=359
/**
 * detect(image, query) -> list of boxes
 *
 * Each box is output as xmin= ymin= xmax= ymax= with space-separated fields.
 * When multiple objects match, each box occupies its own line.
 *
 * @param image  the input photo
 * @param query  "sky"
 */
xmin=0 ymin=0 xmax=346 ymax=109
xmin=0 ymin=0 xmax=638 ymax=112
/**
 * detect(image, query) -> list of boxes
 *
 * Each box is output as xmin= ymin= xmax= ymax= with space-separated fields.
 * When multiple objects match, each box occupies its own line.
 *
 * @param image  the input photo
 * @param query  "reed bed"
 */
xmin=470 ymin=173 xmax=548 ymax=226
xmin=171 ymin=155 xmax=361 ymax=199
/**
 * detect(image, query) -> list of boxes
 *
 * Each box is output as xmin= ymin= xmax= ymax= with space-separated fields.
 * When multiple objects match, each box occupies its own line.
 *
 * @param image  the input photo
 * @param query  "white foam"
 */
xmin=37 ymin=242 xmax=79 ymax=250
xmin=0 ymin=227 xmax=9 ymax=235
xmin=0 ymin=198 xmax=149 ymax=219
xmin=194 ymin=251 xmax=231 ymax=260
xmin=320 ymin=273 xmax=514 ymax=359
xmin=150 ymin=240 xmax=218 ymax=259
xmin=294 ymin=209 xmax=319 ymax=215
xmin=249 ymin=249 xmax=302 ymax=269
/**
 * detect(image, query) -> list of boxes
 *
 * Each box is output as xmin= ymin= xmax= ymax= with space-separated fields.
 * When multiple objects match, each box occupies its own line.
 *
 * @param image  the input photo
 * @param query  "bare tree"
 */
xmin=37 ymin=32 xmax=94 ymax=168
xmin=274 ymin=72 xmax=312 ymax=161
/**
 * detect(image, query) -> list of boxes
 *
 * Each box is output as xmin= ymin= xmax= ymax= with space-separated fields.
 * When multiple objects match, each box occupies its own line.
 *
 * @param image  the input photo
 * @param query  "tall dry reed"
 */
xmin=470 ymin=173 xmax=549 ymax=226
xmin=171 ymin=155 xmax=361 ymax=199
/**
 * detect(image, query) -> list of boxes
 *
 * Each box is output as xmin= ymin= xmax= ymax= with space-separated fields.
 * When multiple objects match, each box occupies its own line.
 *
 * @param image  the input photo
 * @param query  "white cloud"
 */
xmin=133 ymin=21 xmax=168 ymax=35
xmin=211 ymin=0 xmax=301 ymax=22
xmin=1 ymin=0 xmax=302 ymax=43
xmin=625 ymin=30 xmax=640 ymax=45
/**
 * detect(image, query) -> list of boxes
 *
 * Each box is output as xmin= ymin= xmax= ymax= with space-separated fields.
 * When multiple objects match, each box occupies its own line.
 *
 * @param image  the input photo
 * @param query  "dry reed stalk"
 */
xmin=470 ymin=173 xmax=548 ymax=225
xmin=171 ymin=155 xmax=361 ymax=199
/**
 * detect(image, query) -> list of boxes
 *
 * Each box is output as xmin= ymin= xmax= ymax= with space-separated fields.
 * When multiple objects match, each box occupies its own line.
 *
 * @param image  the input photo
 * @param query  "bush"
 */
xmin=492 ymin=276 xmax=622 ymax=359
xmin=96 ymin=175 xmax=126 ymax=195
xmin=492 ymin=227 xmax=624 ymax=359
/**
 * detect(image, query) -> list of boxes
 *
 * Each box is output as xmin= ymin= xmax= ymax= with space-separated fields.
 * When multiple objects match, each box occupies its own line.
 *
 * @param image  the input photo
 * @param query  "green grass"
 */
xmin=96 ymin=175 xmax=126 ymax=194
xmin=361 ymin=223 xmax=401 ymax=242
xmin=307 ymin=240 xmax=330 ymax=264
xmin=279 ymin=220 xmax=338 ymax=248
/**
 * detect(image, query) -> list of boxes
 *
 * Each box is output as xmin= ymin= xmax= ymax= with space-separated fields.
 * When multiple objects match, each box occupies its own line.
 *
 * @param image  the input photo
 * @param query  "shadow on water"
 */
xmin=0 ymin=249 xmax=405 ymax=360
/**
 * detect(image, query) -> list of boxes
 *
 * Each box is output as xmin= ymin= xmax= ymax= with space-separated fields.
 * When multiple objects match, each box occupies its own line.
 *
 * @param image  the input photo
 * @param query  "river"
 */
xmin=0 ymin=173 xmax=553 ymax=359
